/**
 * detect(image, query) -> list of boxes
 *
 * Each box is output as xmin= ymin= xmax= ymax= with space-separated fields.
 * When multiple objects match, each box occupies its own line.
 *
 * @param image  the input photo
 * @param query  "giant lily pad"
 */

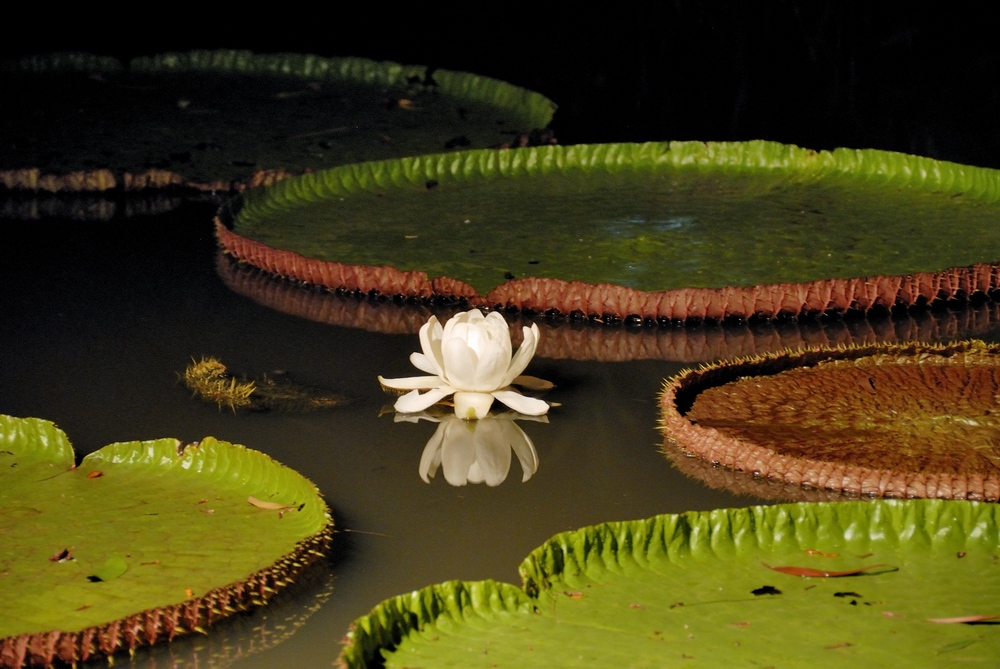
xmin=1 ymin=50 xmax=556 ymax=193
xmin=0 ymin=415 xmax=332 ymax=668
xmin=660 ymin=339 xmax=1000 ymax=500
xmin=340 ymin=500 xmax=1000 ymax=667
xmin=217 ymin=250 xmax=1000 ymax=362
xmin=216 ymin=141 xmax=1000 ymax=322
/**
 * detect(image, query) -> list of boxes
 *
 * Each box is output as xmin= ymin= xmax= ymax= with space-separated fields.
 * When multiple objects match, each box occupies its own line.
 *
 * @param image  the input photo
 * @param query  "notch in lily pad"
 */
xmin=338 ymin=499 xmax=1000 ymax=667
xmin=0 ymin=414 xmax=332 ymax=668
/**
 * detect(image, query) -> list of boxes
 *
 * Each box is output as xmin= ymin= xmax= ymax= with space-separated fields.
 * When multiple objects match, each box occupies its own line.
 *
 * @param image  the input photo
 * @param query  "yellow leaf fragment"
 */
xmin=247 ymin=495 xmax=296 ymax=511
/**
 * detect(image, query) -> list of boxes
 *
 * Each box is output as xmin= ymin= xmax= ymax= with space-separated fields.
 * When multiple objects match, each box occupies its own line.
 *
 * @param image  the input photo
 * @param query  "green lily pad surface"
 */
xmin=341 ymin=500 xmax=1000 ymax=667
xmin=1 ymin=50 xmax=555 ymax=189
xmin=225 ymin=141 xmax=1000 ymax=295
xmin=0 ymin=415 xmax=331 ymax=667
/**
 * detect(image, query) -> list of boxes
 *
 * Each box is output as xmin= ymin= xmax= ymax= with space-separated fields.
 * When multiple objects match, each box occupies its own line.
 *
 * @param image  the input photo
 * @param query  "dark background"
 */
xmin=6 ymin=3 xmax=998 ymax=167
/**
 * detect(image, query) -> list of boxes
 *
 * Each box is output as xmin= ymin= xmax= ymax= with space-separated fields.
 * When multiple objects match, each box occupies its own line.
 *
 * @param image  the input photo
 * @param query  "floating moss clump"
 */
xmin=184 ymin=357 xmax=257 ymax=411
xmin=183 ymin=357 xmax=347 ymax=412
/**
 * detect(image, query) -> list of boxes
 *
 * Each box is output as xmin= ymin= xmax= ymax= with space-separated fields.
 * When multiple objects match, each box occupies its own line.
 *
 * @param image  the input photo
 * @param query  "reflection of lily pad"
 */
xmin=660 ymin=340 xmax=1000 ymax=500
xmin=339 ymin=500 xmax=1000 ymax=667
xmin=217 ymin=141 xmax=1000 ymax=321
xmin=0 ymin=415 xmax=332 ymax=668
xmin=135 ymin=553 xmax=337 ymax=668
xmin=1 ymin=50 xmax=556 ymax=192
xmin=663 ymin=446 xmax=864 ymax=503
xmin=217 ymin=250 xmax=1000 ymax=362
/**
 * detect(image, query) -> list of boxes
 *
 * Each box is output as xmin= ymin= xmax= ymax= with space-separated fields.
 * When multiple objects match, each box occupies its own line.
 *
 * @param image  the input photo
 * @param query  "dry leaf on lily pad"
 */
xmin=339 ymin=500 xmax=1000 ymax=667
xmin=217 ymin=140 xmax=1000 ymax=322
xmin=0 ymin=415 xmax=332 ymax=669
xmin=660 ymin=339 xmax=1000 ymax=500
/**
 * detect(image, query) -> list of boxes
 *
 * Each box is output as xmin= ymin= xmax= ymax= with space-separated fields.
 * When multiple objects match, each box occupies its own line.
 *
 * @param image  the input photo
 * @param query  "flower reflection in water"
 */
xmin=396 ymin=412 xmax=545 ymax=486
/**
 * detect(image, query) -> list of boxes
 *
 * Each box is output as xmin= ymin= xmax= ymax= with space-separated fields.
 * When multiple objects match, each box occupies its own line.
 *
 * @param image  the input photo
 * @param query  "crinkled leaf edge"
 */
xmin=0 ymin=416 xmax=333 ymax=669
xmin=337 ymin=499 xmax=999 ymax=668
xmin=229 ymin=140 xmax=1000 ymax=228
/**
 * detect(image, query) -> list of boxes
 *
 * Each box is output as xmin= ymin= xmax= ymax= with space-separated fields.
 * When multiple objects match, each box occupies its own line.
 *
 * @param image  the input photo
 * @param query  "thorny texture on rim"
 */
xmin=660 ymin=340 xmax=1000 ymax=501
xmin=0 ymin=525 xmax=332 ymax=668
xmin=216 ymin=221 xmax=1000 ymax=323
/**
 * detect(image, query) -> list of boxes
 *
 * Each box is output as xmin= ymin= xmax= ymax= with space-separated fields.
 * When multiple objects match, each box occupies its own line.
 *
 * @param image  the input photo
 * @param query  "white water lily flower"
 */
xmin=378 ymin=309 xmax=550 ymax=419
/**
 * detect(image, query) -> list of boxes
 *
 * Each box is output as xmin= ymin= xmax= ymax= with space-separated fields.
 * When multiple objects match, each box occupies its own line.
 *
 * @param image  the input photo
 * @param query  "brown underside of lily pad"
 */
xmin=216 ymin=250 xmax=1000 ymax=362
xmin=216 ymin=220 xmax=1000 ymax=323
xmin=660 ymin=339 xmax=1000 ymax=500
xmin=0 ymin=526 xmax=331 ymax=669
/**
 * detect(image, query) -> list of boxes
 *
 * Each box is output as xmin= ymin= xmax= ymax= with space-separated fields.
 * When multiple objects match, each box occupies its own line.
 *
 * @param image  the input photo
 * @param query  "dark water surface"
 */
xmin=5 ymin=203 xmax=1000 ymax=667
xmin=2 ymin=203 xmax=775 ymax=667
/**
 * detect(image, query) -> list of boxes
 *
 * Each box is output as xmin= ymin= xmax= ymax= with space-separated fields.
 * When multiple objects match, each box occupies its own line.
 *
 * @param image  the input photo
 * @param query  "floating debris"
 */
xmin=183 ymin=357 xmax=347 ymax=412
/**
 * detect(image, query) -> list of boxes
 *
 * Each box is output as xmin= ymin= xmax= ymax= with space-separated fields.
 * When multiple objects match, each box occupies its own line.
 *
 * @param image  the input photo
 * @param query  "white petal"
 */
xmin=409 ymin=352 xmax=440 ymax=376
xmin=378 ymin=375 xmax=445 ymax=390
xmin=440 ymin=418 xmax=477 ymax=485
xmin=484 ymin=310 xmax=509 ymax=328
xmin=502 ymin=323 xmax=539 ymax=386
xmin=418 ymin=316 xmax=445 ymax=376
xmin=465 ymin=461 xmax=486 ymax=484
xmin=394 ymin=386 xmax=455 ymax=413
xmin=470 ymin=419 xmax=511 ymax=486
xmin=491 ymin=389 xmax=549 ymax=416
xmin=483 ymin=312 xmax=513 ymax=353
xmin=442 ymin=310 xmax=481 ymax=345
xmin=393 ymin=411 xmax=442 ymax=424
xmin=496 ymin=418 xmax=539 ymax=482
xmin=442 ymin=335 xmax=479 ymax=389
xmin=453 ymin=391 xmax=495 ymax=419
xmin=463 ymin=309 xmax=487 ymax=324
xmin=470 ymin=335 xmax=510 ymax=390
xmin=418 ymin=421 xmax=448 ymax=482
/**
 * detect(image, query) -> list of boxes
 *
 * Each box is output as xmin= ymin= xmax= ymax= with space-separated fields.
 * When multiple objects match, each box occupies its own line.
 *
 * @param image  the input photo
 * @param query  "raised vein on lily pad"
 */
xmin=0 ymin=415 xmax=331 ymax=668
xmin=379 ymin=309 xmax=551 ymax=419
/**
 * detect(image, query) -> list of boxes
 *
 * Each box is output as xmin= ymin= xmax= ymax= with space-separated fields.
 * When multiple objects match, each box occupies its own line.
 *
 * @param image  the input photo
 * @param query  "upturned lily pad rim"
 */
xmin=338 ymin=499 xmax=1000 ymax=668
xmin=0 ymin=49 xmax=556 ymax=194
xmin=216 ymin=140 xmax=1000 ymax=323
xmin=0 ymin=415 xmax=333 ymax=669
xmin=127 ymin=50 xmax=557 ymax=129
xmin=659 ymin=339 xmax=1000 ymax=500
